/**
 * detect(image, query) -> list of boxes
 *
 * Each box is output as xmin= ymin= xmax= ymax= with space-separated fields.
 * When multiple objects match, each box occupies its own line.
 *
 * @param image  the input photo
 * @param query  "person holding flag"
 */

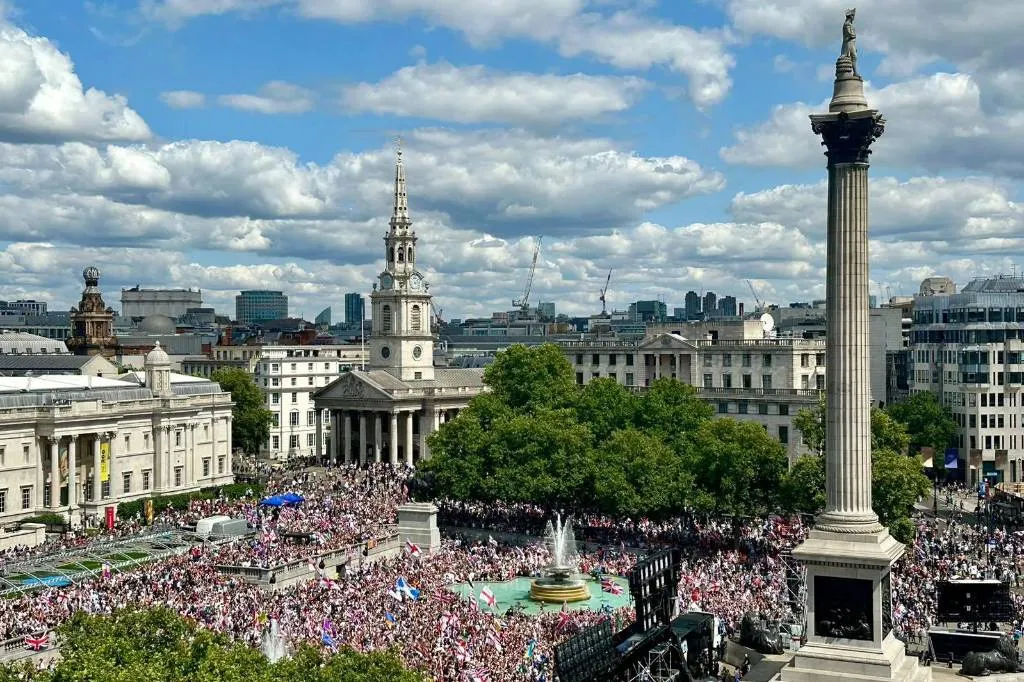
xmin=479 ymin=586 xmax=497 ymax=609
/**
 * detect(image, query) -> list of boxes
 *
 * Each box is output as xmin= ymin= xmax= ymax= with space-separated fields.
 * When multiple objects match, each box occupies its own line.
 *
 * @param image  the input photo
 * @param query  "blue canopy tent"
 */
xmin=280 ymin=492 xmax=305 ymax=505
xmin=260 ymin=496 xmax=286 ymax=507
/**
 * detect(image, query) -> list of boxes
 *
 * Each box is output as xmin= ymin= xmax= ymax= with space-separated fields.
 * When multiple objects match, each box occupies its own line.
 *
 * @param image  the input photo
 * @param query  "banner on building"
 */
xmin=944 ymin=448 xmax=959 ymax=469
xmin=100 ymin=442 xmax=110 ymax=483
xmin=58 ymin=441 xmax=69 ymax=484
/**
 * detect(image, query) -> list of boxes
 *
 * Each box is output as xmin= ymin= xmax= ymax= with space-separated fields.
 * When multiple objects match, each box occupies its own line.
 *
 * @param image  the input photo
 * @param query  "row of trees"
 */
xmin=418 ymin=344 xmax=951 ymax=542
xmin=0 ymin=608 xmax=422 ymax=682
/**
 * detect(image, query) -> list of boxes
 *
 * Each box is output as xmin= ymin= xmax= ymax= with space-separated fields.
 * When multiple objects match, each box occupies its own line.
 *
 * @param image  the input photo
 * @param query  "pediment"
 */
xmin=315 ymin=372 xmax=396 ymax=402
xmin=637 ymin=333 xmax=697 ymax=351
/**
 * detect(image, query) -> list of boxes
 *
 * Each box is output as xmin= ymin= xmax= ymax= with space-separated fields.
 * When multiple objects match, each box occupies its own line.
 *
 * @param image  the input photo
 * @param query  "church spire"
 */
xmin=390 ymin=140 xmax=410 ymax=230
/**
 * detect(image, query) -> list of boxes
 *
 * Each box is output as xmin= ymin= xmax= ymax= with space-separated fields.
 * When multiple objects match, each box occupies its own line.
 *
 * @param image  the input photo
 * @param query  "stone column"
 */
xmin=373 ymin=413 xmax=382 ymax=463
xmin=92 ymin=436 xmax=102 ymax=503
xmin=187 ymin=425 xmax=196 ymax=486
xmin=419 ymin=411 xmax=431 ymax=460
xmin=389 ymin=412 xmax=399 ymax=465
xmin=224 ymin=416 xmax=233 ymax=473
xmin=48 ymin=438 xmax=59 ymax=510
xmin=67 ymin=436 xmax=77 ymax=508
xmin=404 ymin=411 xmax=414 ymax=467
xmin=315 ymin=412 xmax=323 ymax=462
xmin=433 ymin=409 xmax=440 ymax=432
xmin=329 ymin=411 xmax=340 ymax=464
xmin=343 ymin=412 xmax=352 ymax=465
xmin=358 ymin=412 xmax=367 ymax=466
xmin=811 ymin=105 xmax=885 ymax=535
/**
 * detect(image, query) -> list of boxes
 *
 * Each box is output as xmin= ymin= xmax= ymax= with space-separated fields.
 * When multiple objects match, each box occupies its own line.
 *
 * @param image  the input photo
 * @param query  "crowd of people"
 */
xmin=1 ymin=466 xmax=1023 ymax=680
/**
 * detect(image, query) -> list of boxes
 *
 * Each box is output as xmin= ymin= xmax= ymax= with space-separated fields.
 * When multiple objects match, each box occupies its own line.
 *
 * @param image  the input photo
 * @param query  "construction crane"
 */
xmin=432 ymin=305 xmax=446 ymax=328
xmin=599 ymin=269 xmax=612 ymax=316
xmin=746 ymin=279 xmax=765 ymax=312
xmin=512 ymin=237 xmax=542 ymax=314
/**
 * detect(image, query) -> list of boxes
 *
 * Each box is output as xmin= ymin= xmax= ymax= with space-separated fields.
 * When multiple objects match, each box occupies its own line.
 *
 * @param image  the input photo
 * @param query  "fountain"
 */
xmin=261 ymin=617 xmax=288 ymax=663
xmin=529 ymin=514 xmax=590 ymax=603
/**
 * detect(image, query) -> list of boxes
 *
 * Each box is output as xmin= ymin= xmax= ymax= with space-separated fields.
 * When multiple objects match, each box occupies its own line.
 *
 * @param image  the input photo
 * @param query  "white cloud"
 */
xmin=342 ymin=62 xmax=647 ymax=125
xmin=159 ymin=90 xmax=206 ymax=108
xmin=0 ymin=22 xmax=150 ymax=143
xmin=719 ymin=72 xmax=1024 ymax=177
xmin=216 ymin=81 xmax=316 ymax=114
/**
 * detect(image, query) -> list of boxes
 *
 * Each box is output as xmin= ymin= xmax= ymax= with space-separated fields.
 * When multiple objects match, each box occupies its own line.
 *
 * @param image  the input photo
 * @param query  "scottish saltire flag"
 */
xmin=405 ymin=540 xmax=421 ymax=557
xmin=385 ymin=612 xmax=397 ymax=624
xmin=396 ymin=576 xmax=420 ymax=601
xmin=479 ymin=586 xmax=497 ymax=608
xmin=601 ymin=578 xmax=623 ymax=595
xmin=388 ymin=586 xmax=404 ymax=601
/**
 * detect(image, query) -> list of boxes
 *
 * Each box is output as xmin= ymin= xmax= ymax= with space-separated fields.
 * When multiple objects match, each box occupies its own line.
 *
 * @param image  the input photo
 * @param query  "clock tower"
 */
xmin=368 ymin=147 xmax=434 ymax=381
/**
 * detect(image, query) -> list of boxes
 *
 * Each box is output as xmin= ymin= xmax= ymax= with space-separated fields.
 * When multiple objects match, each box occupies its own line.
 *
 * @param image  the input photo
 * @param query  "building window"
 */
xmin=308 ymin=377 xmax=314 ymax=386
xmin=0 ymin=446 xmax=5 ymax=467
xmin=779 ymin=404 xmax=790 ymax=416
xmin=142 ymin=470 xmax=151 ymax=491
xmin=779 ymin=426 xmax=789 ymax=444
xmin=609 ymin=354 xmax=617 ymax=366
xmin=816 ymin=375 xmax=825 ymax=390
xmin=742 ymin=375 xmax=752 ymax=388
xmin=763 ymin=375 xmax=773 ymax=389
xmin=272 ymin=378 xmax=279 ymax=386
xmin=272 ymin=435 xmax=280 ymax=450
xmin=290 ymin=378 xmax=297 ymax=386
xmin=174 ymin=467 xmax=183 ymax=487
xmin=0 ymin=490 xmax=6 ymax=513
xmin=723 ymin=354 xmax=732 ymax=367
xmin=124 ymin=434 xmax=130 ymax=451
xmin=290 ymin=411 xmax=299 ymax=426
xmin=307 ymin=433 xmax=314 ymax=447
xmin=307 ymin=410 xmax=316 ymax=426
xmin=763 ymin=354 xmax=772 ymax=367
xmin=816 ymin=353 xmax=825 ymax=366
xmin=738 ymin=401 xmax=748 ymax=414
xmin=801 ymin=353 xmax=809 ymax=367
xmin=801 ymin=375 xmax=810 ymax=389
xmin=592 ymin=354 xmax=600 ymax=365
xmin=203 ymin=458 xmax=211 ymax=477
xmin=175 ymin=431 xmax=182 ymax=446
xmin=291 ymin=392 xmax=298 ymax=403
xmin=218 ymin=456 xmax=225 ymax=474
xmin=718 ymin=402 xmax=728 ymax=414
xmin=272 ymin=413 xmax=280 ymax=427
xmin=382 ymin=305 xmax=392 ymax=333
xmin=703 ymin=373 xmax=713 ymax=388
xmin=758 ymin=403 xmax=769 ymax=415
xmin=22 ymin=444 xmax=29 ymax=462
xmin=21 ymin=486 xmax=31 ymax=509
xmin=592 ymin=372 xmax=600 ymax=379
xmin=722 ymin=374 xmax=733 ymax=389
xmin=704 ymin=355 xmax=713 ymax=368
xmin=576 ymin=372 xmax=584 ymax=385
xmin=576 ymin=354 xmax=584 ymax=365
xmin=271 ymin=363 xmax=279 ymax=372
xmin=291 ymin=363 xmax=296 ymax=371
xmin=626 ymin=355 xmax=634 ymax=366
xmin=272 ymin=394 xmax=280 ymax=405
xmin=414 ymin=371 xmax=422 ymax=380
xmin=411 ymin=305 xmax=422 ymax=331
xmin=742 ymin=353 xmax=751 ymax=368
xmin=625 ymin=372 xmax=634 ymax=385
xmin=308 ymin=363 xmax=314 ymax=370
xmin=123 ymin=472 xmax=132 ymax=494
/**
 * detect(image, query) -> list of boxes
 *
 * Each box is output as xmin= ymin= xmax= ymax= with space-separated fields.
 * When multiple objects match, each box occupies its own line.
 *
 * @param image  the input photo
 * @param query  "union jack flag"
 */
xmin=24 ymin=633 xmax=48 ymax=651
xmin=600 ymin=578 xmax=623 ymax=595
xmin=556 ymin=609 xmax=572 ymax=632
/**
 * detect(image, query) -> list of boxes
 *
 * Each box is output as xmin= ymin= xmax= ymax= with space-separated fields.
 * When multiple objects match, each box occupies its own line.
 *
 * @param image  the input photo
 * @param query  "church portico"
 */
xmin=314 ymin=146 xmax=484 ymax=466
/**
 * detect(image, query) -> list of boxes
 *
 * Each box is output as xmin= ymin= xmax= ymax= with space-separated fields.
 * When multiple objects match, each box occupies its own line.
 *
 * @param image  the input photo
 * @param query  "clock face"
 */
xmin=410 ymin=274 xmax=423 ymax=291
xmin=413 ymin=345 xmax=422 ymax=360
xmin=380 ymin=274 xmax=394 ymax=290
xmin=381 ymin=346 xmax=391 ymax=359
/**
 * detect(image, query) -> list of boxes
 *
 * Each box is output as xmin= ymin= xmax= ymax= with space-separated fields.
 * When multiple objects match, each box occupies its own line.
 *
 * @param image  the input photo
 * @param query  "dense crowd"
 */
xmin=2 ymin=469 xmax=1023 ymax=679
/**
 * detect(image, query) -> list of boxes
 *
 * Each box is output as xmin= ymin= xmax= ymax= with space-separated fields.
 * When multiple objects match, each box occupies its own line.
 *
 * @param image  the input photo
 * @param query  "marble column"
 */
xmin=315 ymin=414 xmax=323 ymax=462
xmin=419 ymin=411 xmax=431 ymax=460
xmin=404 ymin=411 xmax=414 ymax=467
xmin=48 ymin=438 xmax=59 ymax=510
xmin=92 ymin=436 xmax=102 ymax=503
xmin=343 ymin=412 xmax=352 ymax=465
xmin=389 ymin=412 xmax=399 ymax=465
xmin=225 ymin=416 xmax=233 ymax=473
xmin=358 ymin=412 xmax=367 ymax=466
xmin=373 ymin=413 xmax=382 ymax=463
xmin=187 ymin=425 xmax=196 ymax=486
xmin=433 ymin=409 xmax=440 ymax=432
xmin=67 ymin=436 xmax=77 ymax=508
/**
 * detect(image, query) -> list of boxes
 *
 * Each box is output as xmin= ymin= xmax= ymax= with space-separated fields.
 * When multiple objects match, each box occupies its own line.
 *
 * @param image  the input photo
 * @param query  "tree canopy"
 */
xmin=885 ymin=391 xmax=958 ymax=462
xmin=0 ymin=607 xmax=423 ymax=682
xmin=211 ymin=367 xmax=274 ymax=456
xmin=418 ymin=343 xmax=788 ymax=518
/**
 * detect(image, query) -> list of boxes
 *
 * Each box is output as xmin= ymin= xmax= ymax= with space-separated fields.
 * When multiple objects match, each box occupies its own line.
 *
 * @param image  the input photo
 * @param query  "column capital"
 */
xmin=104 ymin=430 xmax=117 ymax=439
xmin=810 ymin=109 xmax=885 ymax=166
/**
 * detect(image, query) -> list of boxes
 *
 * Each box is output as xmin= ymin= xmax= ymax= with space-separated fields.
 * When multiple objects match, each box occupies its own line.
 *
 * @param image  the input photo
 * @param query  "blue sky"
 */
xmin=1 ymin=0 xmax=1022 ymax=320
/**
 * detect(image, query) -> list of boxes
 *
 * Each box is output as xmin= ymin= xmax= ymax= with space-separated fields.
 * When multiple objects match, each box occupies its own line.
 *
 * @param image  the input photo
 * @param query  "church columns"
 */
xmin=373 ymin=413 xmax=382 ymax=463
xmin=389 ymin=412 xmax=399 ymax=465
xmin=329 ymin=412 xmax=339 ymax=464
xmin=404 ymin=411 xmax=414 ymax=467
xmin=67 ymin=436 xmax=77 ymax=508
xmin=343 ymin=413 xmax=352 ymax=465
xmin=48 ymin=438 xmax=59 ymax=510
xmin=358 ymin=413 xmax=367 ymax=466
xmin=419 ymin=411 xmax=431 ymax=461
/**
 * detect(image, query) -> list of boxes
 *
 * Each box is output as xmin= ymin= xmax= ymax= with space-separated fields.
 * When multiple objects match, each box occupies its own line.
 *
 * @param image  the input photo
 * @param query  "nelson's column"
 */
xmin=777 ymin=10 xmax=928 ymax=682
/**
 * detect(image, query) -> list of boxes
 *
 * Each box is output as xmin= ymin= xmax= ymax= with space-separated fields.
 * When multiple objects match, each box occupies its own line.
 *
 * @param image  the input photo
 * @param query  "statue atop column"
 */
xmin=840 ymin=8 xmax=858 ymax=76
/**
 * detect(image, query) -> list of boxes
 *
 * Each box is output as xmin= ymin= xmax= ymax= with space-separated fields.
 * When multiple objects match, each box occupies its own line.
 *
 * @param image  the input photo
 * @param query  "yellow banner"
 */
xmin=144 ymin=499 xmax=154 ymax=525
xmin=100 ymin=442 xmax=110 ymax=482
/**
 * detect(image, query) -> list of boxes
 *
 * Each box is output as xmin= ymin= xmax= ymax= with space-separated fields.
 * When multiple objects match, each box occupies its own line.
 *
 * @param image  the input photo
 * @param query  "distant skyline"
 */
xmin=0 ymin=1 xmax=1021 ymax=320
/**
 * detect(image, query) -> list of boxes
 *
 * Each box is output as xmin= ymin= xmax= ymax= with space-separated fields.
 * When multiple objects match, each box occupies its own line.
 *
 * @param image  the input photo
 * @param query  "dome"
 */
xmin=83 ymin=266 xmax=100 ymax=285
xmin=139 ymin=314 xmax=176 ymax=334
xmin=145 ymin=340 xmax=171 ymax=367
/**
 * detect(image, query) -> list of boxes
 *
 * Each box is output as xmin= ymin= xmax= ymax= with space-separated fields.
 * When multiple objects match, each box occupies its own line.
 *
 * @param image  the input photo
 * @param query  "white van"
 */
xmin=195 ymin=515 xmax=232 ymax=538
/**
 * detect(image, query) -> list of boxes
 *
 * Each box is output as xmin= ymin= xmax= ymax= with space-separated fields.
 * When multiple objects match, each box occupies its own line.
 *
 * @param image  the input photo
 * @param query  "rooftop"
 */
xmin=961 ymin=275 xmax=1024 ymax=294
xmin=0 ymin=331 xmax=68 ymax=354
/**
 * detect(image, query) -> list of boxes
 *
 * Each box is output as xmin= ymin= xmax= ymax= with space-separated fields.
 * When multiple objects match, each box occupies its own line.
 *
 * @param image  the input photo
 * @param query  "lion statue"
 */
xmin=961 ymin=634 xmax=1022 ymax=676
xmin=739 ymin=612 xmax=785 ymax=655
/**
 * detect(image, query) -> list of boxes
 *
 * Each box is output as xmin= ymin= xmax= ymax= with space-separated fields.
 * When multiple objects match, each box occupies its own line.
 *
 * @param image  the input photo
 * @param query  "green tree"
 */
xmin=872 ymin=448 xmax=931 ymax=527
xmin=211 ymin=367 xmax=273 ymax=456
xmin=688 ymin=419 xmax=788 ymax=516
xmin=793 ymin=393 xmax=825 ymax=454
xmin=886 ymin=392 xmax=957 ymax=458
xmin=482 ymin=343 xmax=577 ymax=413
xmin=593 ymin=429 xmax=693 ymax=518
xmin=575 ymin=378 xmax=639 ymax=441
xmin=635 ymin=379 xmax=713 ymax=450
xmin=2 ymin=607 xmax=424 ymax=682
xmin=780 ymin=455 xmax=826 ymax=515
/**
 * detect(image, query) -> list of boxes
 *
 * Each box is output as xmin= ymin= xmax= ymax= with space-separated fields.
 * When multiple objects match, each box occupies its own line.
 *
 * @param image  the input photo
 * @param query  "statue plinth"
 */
xmin=830 ymin=56 xmax=868 ymax=113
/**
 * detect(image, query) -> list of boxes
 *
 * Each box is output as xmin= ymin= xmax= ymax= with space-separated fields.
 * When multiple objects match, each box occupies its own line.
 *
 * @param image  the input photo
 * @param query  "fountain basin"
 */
xmin=529 ymin=576 xmax=591 ymax=603
xmin=450 ymin=577 xmax=630 ymax=614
